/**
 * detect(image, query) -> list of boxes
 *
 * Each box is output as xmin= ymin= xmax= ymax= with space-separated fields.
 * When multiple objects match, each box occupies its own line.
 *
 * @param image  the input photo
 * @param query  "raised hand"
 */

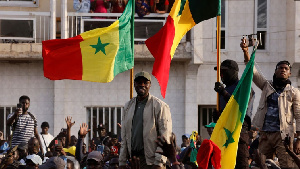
xmin=65 ymin=116 xmax=75 ymax=129
xmin=79 ymin=123 xmax=91 ymax=138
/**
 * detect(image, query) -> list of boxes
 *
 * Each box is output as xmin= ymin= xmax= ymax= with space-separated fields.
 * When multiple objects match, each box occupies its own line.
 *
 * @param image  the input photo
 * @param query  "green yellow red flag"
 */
xmin=206 ymin=49 xmax=256 ymax=169
xmin=145 ymin=0 xmax=221 ymax=98
xmin=42 ymin=0 xmax=134 ymax=83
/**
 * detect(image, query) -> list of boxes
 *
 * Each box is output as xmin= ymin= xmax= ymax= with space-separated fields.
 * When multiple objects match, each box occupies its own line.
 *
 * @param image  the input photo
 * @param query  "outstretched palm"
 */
xmin=79 ymin=123 xmax=90 ymax=138
xmin=65 ymin=116 xmax=75 ymax=128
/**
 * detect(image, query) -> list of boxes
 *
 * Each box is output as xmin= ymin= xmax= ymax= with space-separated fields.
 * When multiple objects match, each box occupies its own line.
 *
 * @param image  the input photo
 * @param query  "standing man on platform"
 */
xmin=119 ymin=71 xmax=172 ymax=169
xmin=241 ymin=42 xmax=300 ymax=169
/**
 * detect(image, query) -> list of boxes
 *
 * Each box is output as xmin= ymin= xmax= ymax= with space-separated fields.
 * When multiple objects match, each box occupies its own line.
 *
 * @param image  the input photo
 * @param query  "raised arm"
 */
xmin=76 ymin=123 xmax=90 ymax=162
xmin=65 ymin=116 xmax=75 ymax=148
xmin=240 ymin=41 xmax=266 ymax=90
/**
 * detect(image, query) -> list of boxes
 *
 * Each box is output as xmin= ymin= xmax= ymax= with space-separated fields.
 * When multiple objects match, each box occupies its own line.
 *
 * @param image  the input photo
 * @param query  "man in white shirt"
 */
xmin=39 ymin=122 xmax=54 ymax=155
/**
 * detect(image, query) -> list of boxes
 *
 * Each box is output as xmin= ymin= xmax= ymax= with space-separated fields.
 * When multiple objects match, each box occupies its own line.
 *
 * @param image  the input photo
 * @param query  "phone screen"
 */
xmin=17 ymin=104 xmax=22 ymax=109
xmin=97 ymin=145 xmax=104 ymax=154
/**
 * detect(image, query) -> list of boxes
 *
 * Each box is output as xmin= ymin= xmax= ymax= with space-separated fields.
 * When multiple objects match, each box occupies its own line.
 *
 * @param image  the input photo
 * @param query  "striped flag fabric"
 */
xmin=198 ymin=49 xmax=256 ymax=169
xmin=145 ymin=0 xmax=221 ymax=98
xmin=42 ymin=0 xmax=134 ymax=83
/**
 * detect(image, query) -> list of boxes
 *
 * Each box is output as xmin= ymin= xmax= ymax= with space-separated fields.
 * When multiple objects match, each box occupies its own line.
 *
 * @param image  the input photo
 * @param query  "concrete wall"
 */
xmin=0 ymin=61 xmax=54 ymax=134
xmin=0 ymin=60 xmax=188 ymax=144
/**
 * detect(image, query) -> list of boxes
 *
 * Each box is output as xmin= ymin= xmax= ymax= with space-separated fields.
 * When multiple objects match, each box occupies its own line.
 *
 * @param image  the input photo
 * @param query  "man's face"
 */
xmin=28 ymin=138 xmax=40 ymax=154
xmin=70 ymin=136 xmax=77 ymax=146
xmin=98 ymin=129 xmax=106 ymax=138
xmin=20 ymin=99 xmax=30 ymax=113
xmin=220 ymin=68 xmax=231 ymax=84
xmin=275 ymin=64 xmax=291 ymax=79
xmin=89 ymin=140 xmax=96 ymax=151
xmin=83 ymin=143 xmax=87 ymax=154
xmin=134 ymin=77 xmax=151 ymax=97
xmin=248 ymin=130 xmax=257 ymax=139
xmin=41 ymin=127 xmax=49 ymax=134
xmin=207 ymin=127 xmax=214 ymax=136
xmin=111 ymin=138 xmax=118 ymax=145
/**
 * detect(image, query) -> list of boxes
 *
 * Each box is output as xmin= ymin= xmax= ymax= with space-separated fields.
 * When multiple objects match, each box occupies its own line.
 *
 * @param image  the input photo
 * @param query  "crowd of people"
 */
xmin=73 ymin=0 xmax=175 ymax=18
xmin=1 ymin=42 xmax=300 ymax=169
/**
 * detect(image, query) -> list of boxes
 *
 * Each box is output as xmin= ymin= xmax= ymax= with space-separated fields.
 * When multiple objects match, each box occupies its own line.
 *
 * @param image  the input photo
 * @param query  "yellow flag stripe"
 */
xmin=169 ymin=0 xmax=196 ymax=58
xmin=80 ymin=20 xmax=120 ymax=82
xmin=210 ymin=97 xmax=243 ymax=169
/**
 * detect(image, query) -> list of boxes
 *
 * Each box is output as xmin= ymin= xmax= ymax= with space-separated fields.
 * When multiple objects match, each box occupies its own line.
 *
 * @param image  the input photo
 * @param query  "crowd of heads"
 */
xmin=74 ymin=0 xmax=175 ymax=18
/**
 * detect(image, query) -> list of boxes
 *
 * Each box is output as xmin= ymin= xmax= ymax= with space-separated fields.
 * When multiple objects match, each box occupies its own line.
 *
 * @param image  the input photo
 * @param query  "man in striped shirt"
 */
xmin=7 ymin=95 xmax=44 ymax=154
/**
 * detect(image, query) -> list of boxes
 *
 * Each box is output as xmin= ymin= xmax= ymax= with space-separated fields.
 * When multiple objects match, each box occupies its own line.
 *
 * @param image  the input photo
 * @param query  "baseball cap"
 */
xmin=214 ymin=59 xmax=239 ymax=71
xmin=26 ymin=154 xmax=42 ymax=165
xmin=98 ymin=123 xmax=106 ymax=130
xmin=134 ymin=71 xmax=151 ymax=81
xmin=87 ymin=151 xmax=103 ymax=162
xmin=39 ymin=156 xmax=66 ymax=169
xmin=182 ymin=134 xmax=190 ymax=139
xmin=205 ymin=122 xmax=216 ymax=128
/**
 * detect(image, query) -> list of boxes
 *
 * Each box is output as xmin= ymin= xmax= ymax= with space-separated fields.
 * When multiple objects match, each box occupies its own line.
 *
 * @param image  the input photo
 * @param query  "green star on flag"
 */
xmin=223 ymin=128 xmax=235 ymax=148
xmin=90 ymin=37 xmax=110 ymax=55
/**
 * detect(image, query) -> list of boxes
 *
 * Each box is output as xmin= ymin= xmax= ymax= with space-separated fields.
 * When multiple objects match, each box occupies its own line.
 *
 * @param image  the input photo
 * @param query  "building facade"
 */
xmin=0 ymin=0 xmax=299 ymax=143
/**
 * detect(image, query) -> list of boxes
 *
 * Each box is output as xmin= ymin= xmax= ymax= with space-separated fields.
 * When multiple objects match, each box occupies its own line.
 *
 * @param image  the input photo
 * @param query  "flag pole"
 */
xmin=130 ymin=0 xmax=135 ymax=99
xmin=216 ymin=15 xmax=221 ymax=111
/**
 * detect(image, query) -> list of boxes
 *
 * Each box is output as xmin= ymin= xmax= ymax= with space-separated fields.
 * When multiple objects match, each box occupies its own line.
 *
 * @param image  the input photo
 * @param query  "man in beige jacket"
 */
xmin=119 ymin=71 xmax=172 ymax=169
xmin=241 ymin=42 xmax=300 ymax=169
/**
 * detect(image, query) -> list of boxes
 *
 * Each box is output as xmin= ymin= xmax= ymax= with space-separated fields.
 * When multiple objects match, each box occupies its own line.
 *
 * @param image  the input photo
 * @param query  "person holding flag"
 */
xmin=241 ymin=42 xmax=300 ymax=169
xmin=197 ymin=41 xmax=258 ymax=169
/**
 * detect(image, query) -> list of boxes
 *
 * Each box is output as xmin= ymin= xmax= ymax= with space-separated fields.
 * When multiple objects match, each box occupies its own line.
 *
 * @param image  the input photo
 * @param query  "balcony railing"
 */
xmin=0 ymin=11 xmax=52 ymax=43
xmin=0 ymin=11 xmax=187 ymax=44
xmin=66 ymin=13 xmax=177 ymax=42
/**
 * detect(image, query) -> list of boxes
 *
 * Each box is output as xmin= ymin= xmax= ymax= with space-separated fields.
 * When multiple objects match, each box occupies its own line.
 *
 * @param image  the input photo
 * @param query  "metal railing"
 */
xmin=0 ymin=11 xmax=52 ymax=43
xmin=67 ymin=12 xmax=170 ymax=41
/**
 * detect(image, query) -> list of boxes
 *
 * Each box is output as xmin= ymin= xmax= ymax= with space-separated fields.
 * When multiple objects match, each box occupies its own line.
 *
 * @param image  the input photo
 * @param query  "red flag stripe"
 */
xmin=145 ymin=16 xmax=175 ymax=98
xmin=42 ymin=35 xmax=84 ymax=80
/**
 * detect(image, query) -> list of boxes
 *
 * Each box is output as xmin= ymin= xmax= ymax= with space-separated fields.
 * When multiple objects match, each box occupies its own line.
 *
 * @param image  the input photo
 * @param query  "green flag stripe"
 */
xmin=113 ymin=0 xmax=134 ymax=76
xmin=189 ymin=0 xmax=221 ymax=24
xmin=233 ymin=50 xmax=256 ymax=122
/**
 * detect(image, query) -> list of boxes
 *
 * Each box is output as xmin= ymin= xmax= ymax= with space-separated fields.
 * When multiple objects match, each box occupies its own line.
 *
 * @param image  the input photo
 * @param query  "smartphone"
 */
xmin=55 ymin=139 xmax=62 ymax=151
xmin=97 ymin=145 xmax=104 ymax=154
xmin=17 ymin=104 xmax=22 ymax=109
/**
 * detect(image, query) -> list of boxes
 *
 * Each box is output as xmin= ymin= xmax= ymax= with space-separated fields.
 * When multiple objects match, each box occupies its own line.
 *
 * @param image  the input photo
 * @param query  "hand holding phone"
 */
xmin=55 ymin=139 xmax=63 ymax=152
xmin=16 ymin=103 xmax=22 ymax=115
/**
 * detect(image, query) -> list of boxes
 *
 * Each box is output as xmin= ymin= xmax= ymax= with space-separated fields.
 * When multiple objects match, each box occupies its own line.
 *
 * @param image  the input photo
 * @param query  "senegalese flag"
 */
xmin=145 ymin=0 xmax=220 ymax=98
xmin=42 ymin=0 xmax=134 ymax=83
xmin=189 ymin=131 xmax=198 ymax=166
xmin=201 ymin=49 xmax=256 ymax=169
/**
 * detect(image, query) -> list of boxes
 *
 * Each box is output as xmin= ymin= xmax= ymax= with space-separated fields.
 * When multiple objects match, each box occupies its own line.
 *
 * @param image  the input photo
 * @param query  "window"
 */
xmin=198 ymin=105 xmax=216 ymax=139
xmin=214 ymin=0 xmax=227 ymax=50
xmin=0 ymin=0 xmax=38 ymax=7
xmin=86 ymin=106 xmax=123 ymax=142
xmin=0 ymin=106 xmax=15 ymax=140
xmin=255 ymin=0 xmax=268 ymax=50
xmin=0 ymin=19 xmax=35 ymax=42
